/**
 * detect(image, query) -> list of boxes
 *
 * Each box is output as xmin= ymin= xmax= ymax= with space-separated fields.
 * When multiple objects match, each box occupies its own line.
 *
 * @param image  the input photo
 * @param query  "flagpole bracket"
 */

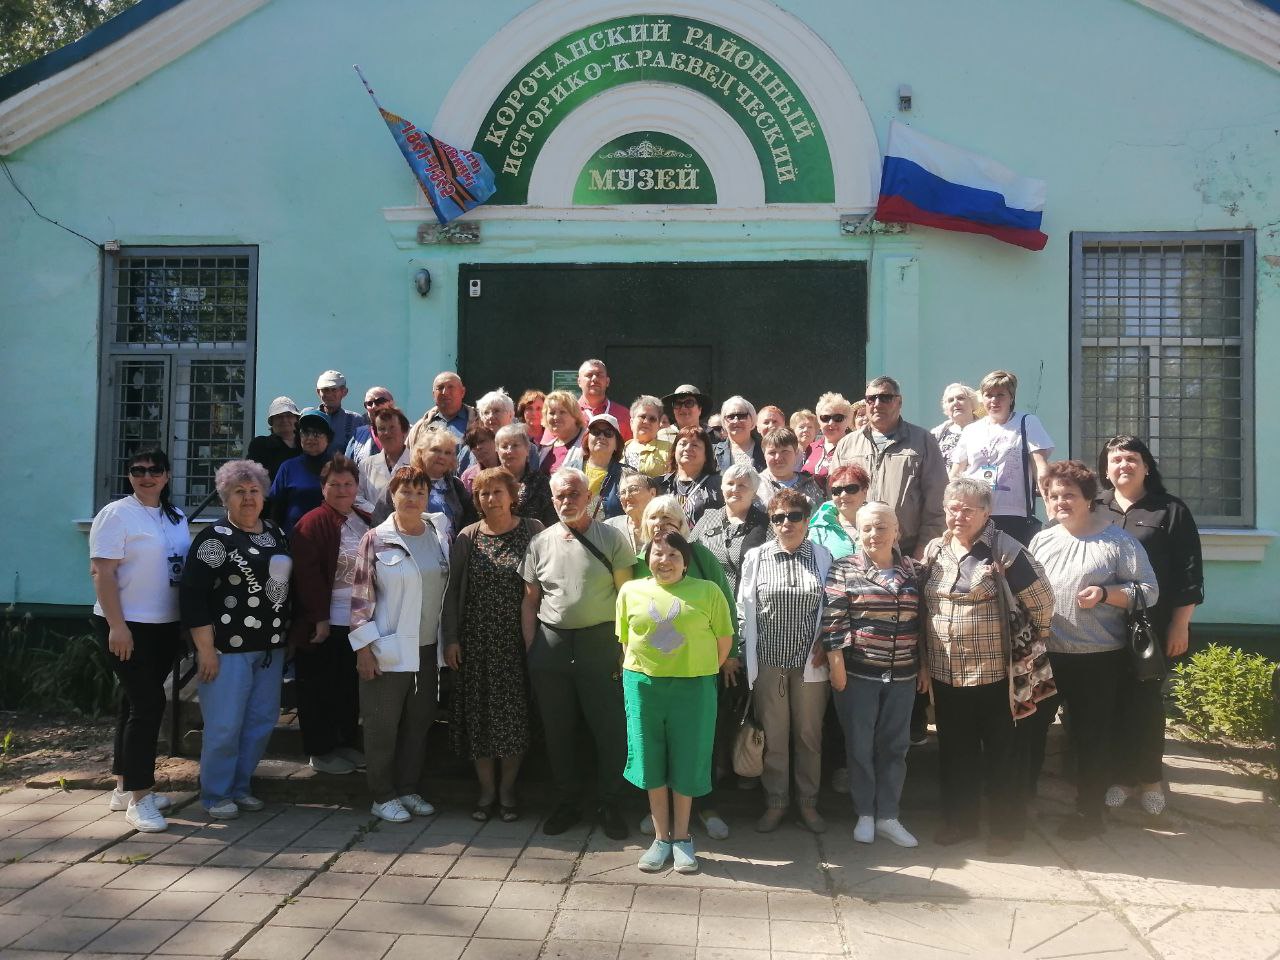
xmin=417 ymin=222 xmax=482 ymax=245
xmin=840 ymin=215 xmax=909 ymax=237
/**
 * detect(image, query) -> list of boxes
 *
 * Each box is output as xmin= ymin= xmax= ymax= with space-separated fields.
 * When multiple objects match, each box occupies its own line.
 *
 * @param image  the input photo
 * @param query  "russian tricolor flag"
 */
xmin=875 ymin=121 xmax=1048 ymax=251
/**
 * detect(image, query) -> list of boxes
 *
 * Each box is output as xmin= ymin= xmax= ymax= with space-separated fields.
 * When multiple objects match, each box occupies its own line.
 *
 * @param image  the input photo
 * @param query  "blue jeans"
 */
xmin=198 ymin=650 xmax=283 ymax=809
xmin=832 ymin=675 xmax=914 ymax=819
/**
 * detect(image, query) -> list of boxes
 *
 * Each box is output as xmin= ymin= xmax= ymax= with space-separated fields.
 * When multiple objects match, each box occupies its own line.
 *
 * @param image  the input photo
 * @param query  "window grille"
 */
xmin=97 ymin=248 xmax=257 ymax=516
xmin=1071 ymin=232 xmax=1254 ymax=526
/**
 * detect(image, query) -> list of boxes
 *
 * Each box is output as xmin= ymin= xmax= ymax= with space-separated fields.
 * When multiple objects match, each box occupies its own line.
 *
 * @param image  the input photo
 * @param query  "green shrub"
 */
xmin=1170 ymin=643 xmax=1277 ymax=743
xmin=0 ymin=609 xmax=118 ymax=716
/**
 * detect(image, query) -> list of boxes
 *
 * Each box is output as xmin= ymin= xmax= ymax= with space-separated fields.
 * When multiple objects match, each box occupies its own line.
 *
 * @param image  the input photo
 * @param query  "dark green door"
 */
xmin=458 ymin=262 xmax=866 ymax=417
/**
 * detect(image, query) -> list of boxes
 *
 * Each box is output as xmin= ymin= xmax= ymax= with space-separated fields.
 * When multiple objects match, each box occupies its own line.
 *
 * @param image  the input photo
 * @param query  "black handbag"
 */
xmin=1126 ymin=582 xmax=1165 ymax=682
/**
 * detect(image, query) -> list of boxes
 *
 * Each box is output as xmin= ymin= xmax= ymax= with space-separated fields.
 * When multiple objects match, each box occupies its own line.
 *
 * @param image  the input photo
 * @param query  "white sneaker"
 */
xmin=207 ymin=800 xmax=240 ymax=820
xmin=234 ymin=795 xmax=265 ymax=812
xmin=640 ymin=814 xmax=655 ymax=835
xmin=699 ymin=810 xmax=730 ymax=841
xmin=1104 ymin=785 xmax=1130 ymax=808
xmin=875 ymin=818 xmax=918 ymax=848
xmin=397 ymin=794 xmax=435 ymax=817
xmin=1139 ymin=789 xmax=1167 ymax=816
xmin=309 ymin=752 xmax=357 ymax=775
xmin=853 ymin=815 xmax=875 ymax=844
xmin=125 ymin=794 xmax=168 ymax=833
xmin=372 ymin=798 xmax=411 ymax=823
xmin=110 ymin=789 xmax=171 ymax=812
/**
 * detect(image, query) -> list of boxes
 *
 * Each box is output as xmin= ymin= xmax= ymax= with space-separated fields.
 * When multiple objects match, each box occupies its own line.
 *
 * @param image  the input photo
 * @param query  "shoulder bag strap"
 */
xmin=1020 ymin=414 xmax=1035 ymax=519
xmin=565 ymin=523 xmax=613 ymax=575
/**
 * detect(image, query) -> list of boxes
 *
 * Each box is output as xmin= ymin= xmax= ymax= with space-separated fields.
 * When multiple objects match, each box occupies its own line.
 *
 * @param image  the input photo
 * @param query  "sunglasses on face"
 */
xmin=672 ymin=398 xmax=700 ymax=409
xmin=864 ymin=394 xmax=898 ymax=405
xmin=365 ymin=397 xmax=390 ymax=408
xmin=770 ymin=510 xmax=806 ymax=525
xmin=724 ymin=412 xmax=751 ymax=421
xmin=830 ymin=483 xmax=862 ymax=496
xmin=300 ymin=429 xmax=328 ymax=440
xmin=129 ymin=465 xmax=165 ymax=478
xmin=819 ymin=413 xmax=846 ymax=424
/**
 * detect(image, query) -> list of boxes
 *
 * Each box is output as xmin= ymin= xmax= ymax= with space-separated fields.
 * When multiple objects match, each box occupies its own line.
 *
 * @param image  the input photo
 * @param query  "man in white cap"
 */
xmin=246 ymin=396 xmax=301 ymax=481
xmin=577 ymin=359 xmax=632 ymax=442
xmin=315 ymin=370 xmax=366 ymax=457
xmin=345 ymin=386 xmax=395 ymax=463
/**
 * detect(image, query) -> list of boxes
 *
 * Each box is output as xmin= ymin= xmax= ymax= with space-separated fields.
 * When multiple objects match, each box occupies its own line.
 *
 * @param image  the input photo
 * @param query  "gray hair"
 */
xmin=495 ymin=423 xmax=530 ymax=447
xmin=944 ymin=477 xmax=993 ymax=511
xmin=415 ymin=425 xmax=457 ymax=451
xmin=720 ymin=395 xmax=757 ymax=419
xmin=855 ymin=500 xmax=899 ymax=527
xmin=477 ymin=388 xmax=515 ymax=416
xmin=550 ymin=466 xmax=588 ymax=492
xmin=866 ymin=375 xmax=901 ymax=396
xmin=215 ymin=459 xmax=269 ymax=506
xmin=939 ymin=382 xmax=980 ymax=415
xmin=721 ymin=462 xmax=761 ymax=494
xmin=630 ymin=394 xmax=663 ymax=416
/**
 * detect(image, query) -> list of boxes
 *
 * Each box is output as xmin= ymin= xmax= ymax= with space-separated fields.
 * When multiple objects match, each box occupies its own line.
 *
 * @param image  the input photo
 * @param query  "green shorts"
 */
xmin=622 ymin=670 xmax=717 ymax=797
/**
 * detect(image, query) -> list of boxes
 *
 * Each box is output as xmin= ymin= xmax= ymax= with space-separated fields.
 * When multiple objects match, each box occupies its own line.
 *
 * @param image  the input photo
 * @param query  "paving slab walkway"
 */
xmin=1 ymin=742 xmax=1277 ymax=960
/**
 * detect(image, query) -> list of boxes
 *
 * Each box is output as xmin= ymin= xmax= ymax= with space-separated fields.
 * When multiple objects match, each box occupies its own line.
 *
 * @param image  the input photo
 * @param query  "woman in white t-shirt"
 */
xmin=950 ymin=370 xmax=1054 ymax=546
xmin=89 ymin=449 xmax=191 ymax=834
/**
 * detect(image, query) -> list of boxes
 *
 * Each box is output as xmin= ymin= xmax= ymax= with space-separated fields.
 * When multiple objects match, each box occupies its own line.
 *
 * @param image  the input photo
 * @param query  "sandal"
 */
xmin=471 ymin=800 xmax=496 ymax=823
xmin=499 ymin=803 xmax=520 ymax=823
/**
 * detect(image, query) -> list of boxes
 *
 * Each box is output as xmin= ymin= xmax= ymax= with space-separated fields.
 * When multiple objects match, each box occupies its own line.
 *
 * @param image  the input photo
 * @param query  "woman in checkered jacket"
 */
xmin=920 ymin=477 xmax=1054 ymax=856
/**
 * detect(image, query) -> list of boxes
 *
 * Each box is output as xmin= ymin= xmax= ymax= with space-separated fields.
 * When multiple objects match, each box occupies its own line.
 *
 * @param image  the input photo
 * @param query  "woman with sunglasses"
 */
xmin=580 ymin=413 xmax=629 ymax=519
xmin=807 ymin=464 xmax=871 ymax=559
xmin=89 ymin=449 xmax=191 ymax=833
xmin=739 ymin=489 xmax=834 ymax=833
xmin=803 ymin=392 xmax=854 ymax=493
xmin=1096 ymin=436 xmax=1203 ymax=817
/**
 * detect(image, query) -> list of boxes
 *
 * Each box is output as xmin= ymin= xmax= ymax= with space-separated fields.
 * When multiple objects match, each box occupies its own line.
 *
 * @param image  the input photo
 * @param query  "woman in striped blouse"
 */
xmin=821 ymin=502 xmax=926 ymax=849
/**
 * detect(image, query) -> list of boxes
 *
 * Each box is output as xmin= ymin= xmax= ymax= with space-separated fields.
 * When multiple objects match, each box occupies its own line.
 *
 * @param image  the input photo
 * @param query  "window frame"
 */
xmin=1070 ymin=230 xmax=1255 ymax=528
xmin=95 ymin=245 xmax=259 ymax=519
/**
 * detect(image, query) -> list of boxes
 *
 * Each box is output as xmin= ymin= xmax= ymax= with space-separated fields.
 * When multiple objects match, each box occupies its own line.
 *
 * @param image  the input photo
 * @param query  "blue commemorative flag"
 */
xmin=357 ymin=66 xmax=496 ymax=224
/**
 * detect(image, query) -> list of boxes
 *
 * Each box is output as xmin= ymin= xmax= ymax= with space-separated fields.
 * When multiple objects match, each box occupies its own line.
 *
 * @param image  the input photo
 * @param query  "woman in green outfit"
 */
xmin=807 ymin=462 xmax=870 ymax=559
xmin=617 ymin=532 xmax=733 ymax=874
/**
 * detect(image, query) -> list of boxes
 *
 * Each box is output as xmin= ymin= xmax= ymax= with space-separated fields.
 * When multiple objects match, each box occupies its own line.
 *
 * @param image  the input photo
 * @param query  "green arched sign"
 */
xmin=472 ymin=15 xmax=833 ymax=204
xmin=573 ymin=132 xmax=716 ymax=205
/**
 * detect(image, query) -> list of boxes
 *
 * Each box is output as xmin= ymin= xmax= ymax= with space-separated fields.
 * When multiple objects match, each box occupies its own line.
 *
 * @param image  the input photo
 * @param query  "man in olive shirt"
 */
xmin=521 ymin=468 xmax=636 ymax=838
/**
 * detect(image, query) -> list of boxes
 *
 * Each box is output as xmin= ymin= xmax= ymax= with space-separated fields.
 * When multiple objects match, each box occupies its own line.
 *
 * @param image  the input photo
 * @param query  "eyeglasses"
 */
xmin=724 ymin=412 xmax=751 ymax=421
xmin=300 ymin=429 xmax=328 ymax=440
xmin=864 ymin=394 xmax=899 ymax=405
xmin=770 ymin=510 xmax=806 ymax=525
xmin=830 ymin=483 xmax=862 ymax=496
xmin=364 ymin=396 xmax=390 ymax=408
xmin=633 ymin=413 xmax=660 ymax=422
xmin=672 ymin=398 xmax=700 ymax=409
xmin=818 ymin=413 xmax=846 ymax=424
xmin=128 ymin=465 xmax=165 ymax=478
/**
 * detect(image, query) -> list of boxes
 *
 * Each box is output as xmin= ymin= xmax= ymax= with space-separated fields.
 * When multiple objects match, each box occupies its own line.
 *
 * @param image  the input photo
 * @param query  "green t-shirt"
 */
xmin=616 ymin=576 xmax=733 ymax=678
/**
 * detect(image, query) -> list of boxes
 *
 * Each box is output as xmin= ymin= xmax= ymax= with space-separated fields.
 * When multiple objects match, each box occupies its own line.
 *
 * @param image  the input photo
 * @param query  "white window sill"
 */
xmin=1200 ymin=528 xmax=1277 ymax=562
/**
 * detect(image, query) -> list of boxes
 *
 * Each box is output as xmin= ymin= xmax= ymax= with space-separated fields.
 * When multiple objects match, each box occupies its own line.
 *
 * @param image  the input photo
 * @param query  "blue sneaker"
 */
xmin=672 ymin=837 xmax=698 ymax=874
xmin=638 ymin=838 xmax=672 ymax=872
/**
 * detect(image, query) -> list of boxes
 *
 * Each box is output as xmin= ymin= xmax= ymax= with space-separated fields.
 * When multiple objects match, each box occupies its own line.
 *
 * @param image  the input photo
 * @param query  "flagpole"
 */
xmin=353 ymin=64 xmax=386 ymax=112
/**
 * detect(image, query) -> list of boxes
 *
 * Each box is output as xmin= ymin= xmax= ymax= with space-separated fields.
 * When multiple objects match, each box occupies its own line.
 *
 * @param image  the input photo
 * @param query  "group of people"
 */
xmin=88 ymin=360 xmax=1203 ymax=873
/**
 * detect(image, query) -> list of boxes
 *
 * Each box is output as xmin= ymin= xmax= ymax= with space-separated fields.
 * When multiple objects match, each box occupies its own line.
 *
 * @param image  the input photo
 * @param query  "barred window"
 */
xmin=1071 ymin=232 xmax=1254 ymax=526
xmin=97 ymin=247 xmax=258 ymax=516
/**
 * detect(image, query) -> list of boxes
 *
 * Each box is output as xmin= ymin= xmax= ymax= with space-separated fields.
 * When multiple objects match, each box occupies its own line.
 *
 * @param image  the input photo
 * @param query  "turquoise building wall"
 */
xmin=0 ymin=0 xmax=1277 ymax=624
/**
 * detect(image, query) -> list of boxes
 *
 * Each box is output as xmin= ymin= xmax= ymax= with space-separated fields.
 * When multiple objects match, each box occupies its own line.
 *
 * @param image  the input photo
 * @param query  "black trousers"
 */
xmin=294 ymin=625 xmax=361 ymax=757
xmin=1110 ymin=666 xmax=1168 ymax=787
xmin=932 ymin=679 xmax=1023 ymax=838
xmin=527 ymin=621 xmax=627 ymax=807
xmin=93 ymin=615 xmax=182 ymax=791
xmin=1049 ymin=648 xmax=1126 ymax=821
xmin=990 ymin=514 xmax=1042 ymax=547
